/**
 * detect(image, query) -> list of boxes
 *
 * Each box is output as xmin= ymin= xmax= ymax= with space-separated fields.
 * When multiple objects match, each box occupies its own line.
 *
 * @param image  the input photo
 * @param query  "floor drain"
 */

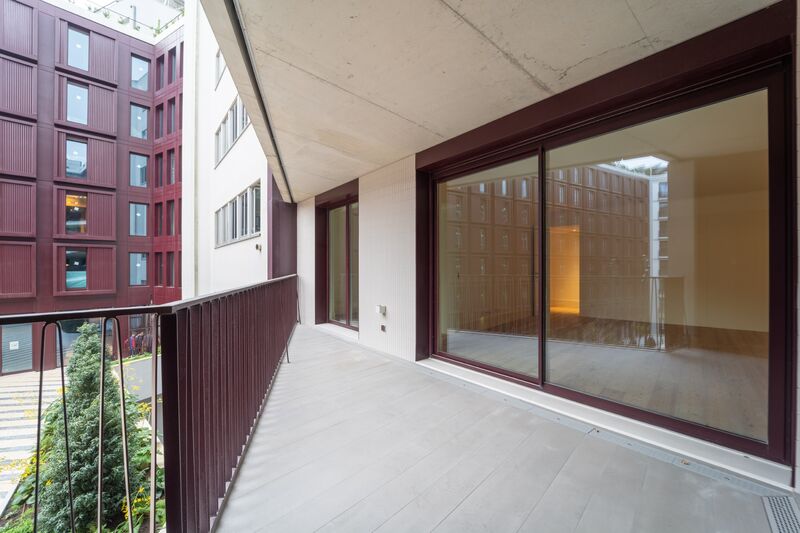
xmin=764 ymin=496 xmax=800 ymax=533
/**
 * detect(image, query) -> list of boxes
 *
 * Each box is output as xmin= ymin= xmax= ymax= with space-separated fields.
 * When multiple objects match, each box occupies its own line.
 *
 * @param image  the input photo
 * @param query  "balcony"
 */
xmin=0 ymin=276 xmax=793 ymax=533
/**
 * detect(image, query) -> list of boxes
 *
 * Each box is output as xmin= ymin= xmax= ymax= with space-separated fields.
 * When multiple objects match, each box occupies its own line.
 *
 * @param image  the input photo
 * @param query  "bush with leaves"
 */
xmin=35 ymin=323 xmax=150 ymax=532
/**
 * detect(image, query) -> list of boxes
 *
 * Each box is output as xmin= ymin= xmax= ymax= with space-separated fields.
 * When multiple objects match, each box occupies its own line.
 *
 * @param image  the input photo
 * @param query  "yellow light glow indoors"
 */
xmin=549 ymin=225 xmax=580 ymax=315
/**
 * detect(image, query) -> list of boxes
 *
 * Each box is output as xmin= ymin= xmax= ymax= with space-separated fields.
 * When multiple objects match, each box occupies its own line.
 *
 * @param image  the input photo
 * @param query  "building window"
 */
xmin=65 ymin=193 xmax=87 ymax=234
xmin=215 ymin=96 xmax=250 ymax=164
xmin=66 ymin=82 xmax=88 ymax=125
xmin=130 ymin=104 xmax=148 ymax=139
xmin=214 ymin=183 xmax=261 ymax=246
xmin=129 ymin=153 xmax=148 ymax=187
xmin=168 ymin=47 xmax=176 ymax=84
xmin=167 ymin=98 xmax=176 ymax=134
xmin=154 ymin=252 xmax=163 ymax=285
xmin=65 ymin=248 xmax=87 ymax=290
xmin=215 ymin=49 xmax=226 ymax=84
xmin=129 ymin=252 xmax=148 ymax=286
xmin=155 ymin=104 xmax=164 ymax=138
xmin=67 ymin=26 xmax=89 ymax=71
xmin=166 ymin=200 xmax=175 ymax=235
xmin=156 ymin=55 xmax=165 ymax=90
xmin=65 ymin=139 xmax=87 ymax=178
xmin=328 ymin=201 xmax=359 ymax=328
xmin=167 ymin=149 xmax=175 ymax=184
xmin=131 ymin=55 xmax=149 ymax=90
xmin=155 ymin=153 xmax=163 ymax=187
xmin=154 ymin=202 xmax=163 ymax=236
xmin=166 ymin=252 xmax=175 ymax=287
xmin=129 ymin=203 xmax=147 ymax=236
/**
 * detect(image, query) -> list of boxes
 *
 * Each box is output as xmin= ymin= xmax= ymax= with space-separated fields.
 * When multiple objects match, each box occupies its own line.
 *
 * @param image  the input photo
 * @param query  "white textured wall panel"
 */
xmin=297 ymin=198 xmax=316 ymax=326
xmin=358 ymin=156 xmax=416 ymax=361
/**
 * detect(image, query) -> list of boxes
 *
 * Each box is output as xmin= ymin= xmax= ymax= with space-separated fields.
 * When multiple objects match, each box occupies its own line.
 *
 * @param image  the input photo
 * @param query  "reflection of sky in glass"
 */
xmin=612 ymin=155 xmax=669 ymax=175
xmin=131 ymin=56 xmax=149 ymax=90
xmin=130 ymin=104 xmax=148 ymax=139
xmin=66 ymin=139 xmax=87 ymax=178
xmin=67 ymin=28 xmax=89 ymax=70
xmin=66 ymin=83 xmax=88 ymax=124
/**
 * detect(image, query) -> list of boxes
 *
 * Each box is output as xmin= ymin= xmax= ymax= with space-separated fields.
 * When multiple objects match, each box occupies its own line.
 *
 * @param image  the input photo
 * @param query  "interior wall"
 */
xmin=358 ymin=156 xmax=417 ymax=361
xmin=297 ymin=198 xmax=316 ymax=326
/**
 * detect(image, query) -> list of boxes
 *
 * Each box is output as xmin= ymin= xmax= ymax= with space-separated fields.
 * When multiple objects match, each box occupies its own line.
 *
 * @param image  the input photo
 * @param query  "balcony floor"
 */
xmin=216 ymin=325 xmax=777 ymax=533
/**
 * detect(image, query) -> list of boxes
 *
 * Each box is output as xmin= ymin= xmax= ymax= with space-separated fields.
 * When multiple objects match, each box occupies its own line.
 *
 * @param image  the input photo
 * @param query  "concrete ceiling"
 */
xmin=202 ymin=0 xmax=777 ymax=202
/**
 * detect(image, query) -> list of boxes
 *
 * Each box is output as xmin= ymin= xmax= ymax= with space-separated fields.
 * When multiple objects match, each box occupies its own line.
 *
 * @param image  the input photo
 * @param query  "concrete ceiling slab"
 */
xmin=202 ymin=0 xmax=778 ymax=202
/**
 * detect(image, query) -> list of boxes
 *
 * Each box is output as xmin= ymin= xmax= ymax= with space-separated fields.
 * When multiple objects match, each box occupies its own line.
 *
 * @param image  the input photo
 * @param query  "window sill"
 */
xmin=214 ymin=232 xmax=261 ymax=249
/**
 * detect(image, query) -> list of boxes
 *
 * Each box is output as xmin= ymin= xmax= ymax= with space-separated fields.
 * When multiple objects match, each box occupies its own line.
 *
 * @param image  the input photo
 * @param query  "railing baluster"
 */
xmin=55 ymin=323 xmax=77 ymax=533
xmin=149 ymin=313 xmax=159 ymax=533
xmin=97 ymin=319 xmax=109 ymax=531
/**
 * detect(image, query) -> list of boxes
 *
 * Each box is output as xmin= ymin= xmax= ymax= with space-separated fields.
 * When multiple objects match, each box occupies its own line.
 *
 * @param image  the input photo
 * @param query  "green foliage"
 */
xmin=0 ymin=508 xmax=32 ymax=533
xmin=34 ymin=323 xmax=150 ymax=532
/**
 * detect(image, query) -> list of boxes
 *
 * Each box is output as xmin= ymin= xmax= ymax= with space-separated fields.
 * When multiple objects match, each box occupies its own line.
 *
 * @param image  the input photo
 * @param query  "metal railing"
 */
xmin=0 ymin=274 xmax=299 ymax=533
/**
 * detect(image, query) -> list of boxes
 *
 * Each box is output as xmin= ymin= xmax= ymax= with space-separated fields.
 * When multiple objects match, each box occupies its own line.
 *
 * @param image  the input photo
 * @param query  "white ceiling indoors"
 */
xmin=201 ymin=0 xmax=778 ymax=202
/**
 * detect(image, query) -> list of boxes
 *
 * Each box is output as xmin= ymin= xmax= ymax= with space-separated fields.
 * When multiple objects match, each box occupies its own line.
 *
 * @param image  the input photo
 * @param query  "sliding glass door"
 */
xmin=434 ymin=78 xmax=786 ymax=456
xmin=328 ymin=201 xmax=359 ymax=329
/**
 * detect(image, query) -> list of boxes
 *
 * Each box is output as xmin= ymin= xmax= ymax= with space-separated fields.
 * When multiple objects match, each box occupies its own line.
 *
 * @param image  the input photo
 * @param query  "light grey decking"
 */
xmin=215 ymin=325 xmax=777 ymax=533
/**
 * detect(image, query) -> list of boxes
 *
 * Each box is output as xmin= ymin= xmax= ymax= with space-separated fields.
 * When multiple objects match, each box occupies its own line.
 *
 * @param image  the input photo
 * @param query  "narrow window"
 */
xmin=65 ymin=248 xmax=87 ymax=290
xmin=155 ymin=104 xmax=164 ymax=138
xmin=65 ymin=193 xmax=87 ymax=234
xmin=131 ymin=55 xmax=149 ymax=90
xmin=167 ymin=98 xmax=176 ymax=134
xmin=253 ymin=185 xmax=261 ymax=233
xmin=129 ymin=252 xmax=148 ymax=286
xmin=154 ymin=203 xmax=163 ymax=236
xmin=166 ymin=252 xmax=175 ymax=287
xmin=66 ymin=82 xmax=88 ymax=125
xmin=156 ymin=55 xmax=165 ymax=90
xmin=65 ymin=138 xmax=87 ymax=178
xmin=67 ymin=26 xmax=89 ymax=71
xmin=129 ymin=202 xmax=147 ymax=236
xmin=129 ymin=153 xmax=148 ymax=187
xmin=168 ymin=47 xmax=177 ymax=84
xmin=215 ymin=49 xmax=226 ymax=84
xmin=155 ymin=153 xmax=163 ymax=187
xmin=167 ymin=200 xmax=175 ymax=235
xmin=130 ymin=104 xmax=149 ymax=139
xmin=155 ymin=252 xmax=163 ymax=285
xmin=167 ymin=149 xmax=175 ymax=184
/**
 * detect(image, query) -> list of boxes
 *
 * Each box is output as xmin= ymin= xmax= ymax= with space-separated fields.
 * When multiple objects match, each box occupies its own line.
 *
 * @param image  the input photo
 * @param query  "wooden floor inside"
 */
xmin=446 ymin=330 xmax=768 ymax=440
xmin=215 ymin=326 xmax=777 ymax=533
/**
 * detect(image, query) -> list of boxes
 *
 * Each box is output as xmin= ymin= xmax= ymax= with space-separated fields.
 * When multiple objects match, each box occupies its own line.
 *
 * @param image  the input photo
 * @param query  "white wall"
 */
xmin=295 ymin=157 xmax=417 ymax=361
xmin=297 ymin=198 xmax=316 ymax=326
xmin=182 ymin=0 xmax=269 ymax=297
xmin=358 ymin=157 xmax=417 ymax=360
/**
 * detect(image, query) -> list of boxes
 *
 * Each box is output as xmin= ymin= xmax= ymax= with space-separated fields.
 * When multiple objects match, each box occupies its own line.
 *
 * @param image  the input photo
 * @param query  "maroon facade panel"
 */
xmin=55 ymin=18 xmax=118 ymax=84
xmin=0 ymin=116 xmax=36 ymax=177
xmin=0 ymin=241 xmax=35 ymax=298
xmin=0 ymin=54 xmax=36 ymax=118
xmin=52 ymin=186 xmax=115 ymax=240
xmin=55 ymin=74 xmax=117 ymax=134
xmin=0 ymin=179 xmax=35 ymax=237
xmin=52 ymin=244 xmax=115 ymax=295
xmin=267 ymin=172 xmax=297 ymax=279
xmin=0 ymin=0 xmax=36 ymax=59
xmin=54 ymin=130 xmax=117 ymax=188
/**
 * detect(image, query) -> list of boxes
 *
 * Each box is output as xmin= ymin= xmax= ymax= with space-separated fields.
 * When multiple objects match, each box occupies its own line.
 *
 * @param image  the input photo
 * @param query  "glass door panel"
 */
xmin=544 ymin=90 xmax=769 ymax=441
xmin=328 ymin=206 xmax=347 ymax=324
xmin=349 ymin=203 xmax=359 ymax=327
xmin=437 ymin=155 xmax=539 ymax=379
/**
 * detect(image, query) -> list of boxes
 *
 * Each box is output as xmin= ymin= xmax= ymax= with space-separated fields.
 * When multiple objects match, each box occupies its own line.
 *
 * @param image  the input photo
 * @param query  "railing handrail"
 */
xmin=0 ymin=274 xmax=298 ymax=326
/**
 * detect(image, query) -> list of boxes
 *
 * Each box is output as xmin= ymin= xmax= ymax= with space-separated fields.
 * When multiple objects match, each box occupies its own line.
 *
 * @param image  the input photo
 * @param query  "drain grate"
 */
xmin=764 ymin=496 xmax=800 ymax=533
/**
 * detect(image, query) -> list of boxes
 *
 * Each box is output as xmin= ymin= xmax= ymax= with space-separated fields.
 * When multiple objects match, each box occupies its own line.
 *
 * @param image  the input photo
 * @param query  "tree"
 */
xmin=37 ymin=323 xmax=148 ymax=532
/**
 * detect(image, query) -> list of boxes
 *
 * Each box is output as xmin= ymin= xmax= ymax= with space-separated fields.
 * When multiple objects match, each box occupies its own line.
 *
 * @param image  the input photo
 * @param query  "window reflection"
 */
xmin=545 ymin=90 xmax=769 ymax=441
xmin=437 ymin=156 xmax=539 ymax=378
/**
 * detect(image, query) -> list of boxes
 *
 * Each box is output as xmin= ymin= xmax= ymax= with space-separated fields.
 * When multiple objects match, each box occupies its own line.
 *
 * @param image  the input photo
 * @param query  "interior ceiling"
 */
xmin=220 ymin=0 xmax=777 ymax=202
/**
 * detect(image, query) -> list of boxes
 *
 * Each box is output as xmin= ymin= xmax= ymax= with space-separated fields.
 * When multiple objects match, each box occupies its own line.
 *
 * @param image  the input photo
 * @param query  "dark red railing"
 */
xmin=161 ymin=275 xmax=298 ymax=532
xmin=0 ymin=274 xmax=298 ymax=533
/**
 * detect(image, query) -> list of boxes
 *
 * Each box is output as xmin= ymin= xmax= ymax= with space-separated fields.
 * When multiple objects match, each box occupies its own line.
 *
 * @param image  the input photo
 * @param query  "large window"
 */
xmin=66 ymin=82 xmax=88 ymax=125
xmin=129 ymin=153 xmax=148 ymax=187
xmin=65 ymin=248 xmax=87 ymax=290
xmin=65 ymin=193 xmax=87 ymax=234
xmin=130 ymin=104 xmax=149 ymax=139
xmin=214 ymin=96 xmax=250 ymax=164
xmin=214 ymin=184 xmax=261 ymax=246
xmin=437 ymin=157 xmax=539 ymax=379
xmin=65 ymin=139 xmax=87 ymax=178
xmin=131 ymin=55 xmax=149 ymax=90
xmin=129 ymin=203 xmax=147 ymax=236
xmin=328 ymin=201 xmax=359 ymax=328
xmin=67 ymin=26 xmax=89 ymax=70
xmin=434 ymin=89 xmax=773 ymax=444
xmin=129 ymin=253 xmax=148 ymax=286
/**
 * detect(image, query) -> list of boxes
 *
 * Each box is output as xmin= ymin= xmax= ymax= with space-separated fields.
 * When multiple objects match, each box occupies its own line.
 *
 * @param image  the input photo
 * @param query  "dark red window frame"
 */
xmin=416 ymin=2 xmax=795 ymax=465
